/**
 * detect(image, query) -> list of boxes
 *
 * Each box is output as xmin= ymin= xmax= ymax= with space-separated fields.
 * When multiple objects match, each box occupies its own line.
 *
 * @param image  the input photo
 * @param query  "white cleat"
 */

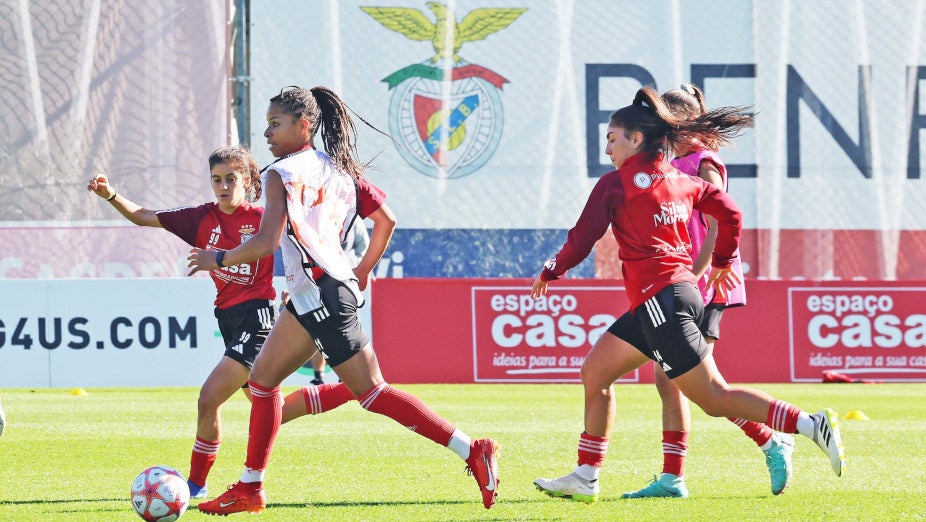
xmin=811 ymin=408 xmax=846 ymax=477
xmin=533 ymin=472 xmax=599 ymax=503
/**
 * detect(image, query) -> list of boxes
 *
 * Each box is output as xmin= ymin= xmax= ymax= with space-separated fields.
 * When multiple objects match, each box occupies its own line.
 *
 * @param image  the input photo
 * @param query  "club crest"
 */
xmin=362 ymin=2 xmax=526 ymax=179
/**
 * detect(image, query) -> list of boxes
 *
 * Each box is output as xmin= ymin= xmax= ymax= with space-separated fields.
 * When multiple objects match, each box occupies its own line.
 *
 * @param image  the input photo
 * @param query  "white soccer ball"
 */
xmin=130 ymin=466 xmax=190 ymax=522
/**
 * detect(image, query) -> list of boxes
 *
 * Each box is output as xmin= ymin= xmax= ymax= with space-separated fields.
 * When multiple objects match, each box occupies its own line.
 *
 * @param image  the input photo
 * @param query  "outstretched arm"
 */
xmin=187 ymin=169 xmax=287 ymax=274
xmin=87 ymin=174 xmax=161 ymax=228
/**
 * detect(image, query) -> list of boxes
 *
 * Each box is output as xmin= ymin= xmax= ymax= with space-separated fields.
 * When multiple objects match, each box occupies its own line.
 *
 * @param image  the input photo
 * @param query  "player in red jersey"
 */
xmin=88 ymin=146 xmax=357 ymax=500
xmin=532 ymin=87 xmax=845 ymax=503
xmin=187 ymin=86 xmax=499 ymax=515
xmin=620 ymin=84 xmax=794 ymax=499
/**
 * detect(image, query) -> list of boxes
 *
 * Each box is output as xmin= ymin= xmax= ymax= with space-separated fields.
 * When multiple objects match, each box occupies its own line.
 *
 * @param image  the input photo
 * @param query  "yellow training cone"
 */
xmin=844 ymin=410 xmax=869 ymax=420
xmin=70 ymin=388 xmax=88 ymax=396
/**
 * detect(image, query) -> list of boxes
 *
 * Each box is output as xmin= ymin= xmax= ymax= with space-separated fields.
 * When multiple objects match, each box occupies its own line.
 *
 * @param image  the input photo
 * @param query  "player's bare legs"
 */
xmin=535 ymin=332 xmax=649 ymax=503
xmin=197 ymin=357 xmax=251 ymax=441
xmin=671 ymin=355 xmax=773 ymax=421
xmin=250 ymin=311 xmax=317 ymax=388
xmin=581 ymin=332 xmax=649 ymax=437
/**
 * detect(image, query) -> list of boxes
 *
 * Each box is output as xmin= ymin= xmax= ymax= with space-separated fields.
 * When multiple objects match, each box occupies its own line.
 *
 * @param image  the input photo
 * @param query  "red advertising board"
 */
xmin=788 ymin=286 xmax=926 ymax=382
xmin=470 ymin=284 xmax=638 ymax=382
xmin=370 ymin=278 xmax=926 ymax=384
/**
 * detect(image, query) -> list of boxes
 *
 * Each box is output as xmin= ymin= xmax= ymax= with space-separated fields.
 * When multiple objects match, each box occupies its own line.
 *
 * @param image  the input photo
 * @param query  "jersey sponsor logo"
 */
xmin=633 ymin=172 xmax=652 ymax=188
xmin=363 ymin=2 xmax=526 ymax=179
xmin=652 ymin=200 xmax=690 ymax=226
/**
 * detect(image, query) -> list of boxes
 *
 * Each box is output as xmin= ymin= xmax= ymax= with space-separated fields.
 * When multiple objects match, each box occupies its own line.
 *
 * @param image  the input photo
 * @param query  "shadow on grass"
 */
xmin=264 ymin=498 xmax=570 ymax=511
xmin=0 ymin=498 xmax=124 ymax=505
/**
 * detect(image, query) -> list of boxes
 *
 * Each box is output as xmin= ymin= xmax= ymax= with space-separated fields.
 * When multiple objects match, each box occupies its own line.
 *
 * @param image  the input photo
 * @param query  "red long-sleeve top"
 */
xmin=540 ymin=153 xmax=742 ymax=311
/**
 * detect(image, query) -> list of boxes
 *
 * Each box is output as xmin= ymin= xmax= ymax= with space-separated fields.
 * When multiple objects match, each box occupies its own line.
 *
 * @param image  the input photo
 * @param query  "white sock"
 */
xmin=240 ymin=467 xmax=264 ymax=483
xmin=574 ymin=464 xmax=600 ymax=481
xmin=759 ymin=438 xmax=774 ymax=451
xmin=795 ymin=412 xmax=815 ymax=438
xmin=660 ymin=473 xmax=683 ymax=484
xmin=448 ymin=429 xmax=472 ymax=460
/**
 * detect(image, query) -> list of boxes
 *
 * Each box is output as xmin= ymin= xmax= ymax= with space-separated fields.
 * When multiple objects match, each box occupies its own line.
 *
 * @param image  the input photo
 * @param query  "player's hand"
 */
xmin=187 ymin=248 xmax=218 ymax=276
xmin=353 ymin=266 xmax=373 ymax=291
xmin=706 ymin=266 xmax=742 ymax=300
xmin=531 ymin=277 xmax=549 ymax=299
xmin=87 ymin=174 xmax=116 ymax=200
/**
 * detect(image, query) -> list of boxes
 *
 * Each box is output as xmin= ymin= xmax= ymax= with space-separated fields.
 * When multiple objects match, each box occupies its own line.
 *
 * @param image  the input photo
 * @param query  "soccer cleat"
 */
xmin=811 ymin=408 xmax=846 ymax=477
xmin=309 ymin=378 xmax=324 ymax=386
xmin=465 ymin=438 xmax=500 ymax=509
xmin=198 ymin=481 xmax=266 ymax=515
xmin=533 ymin=472 xmax=600 ymax=504
xmin=621 ymin=475 xmax=689 ymax=499
xmin=187 ymin=480 xmax=208 ymax=499
xmin=764 ymin=433 xmax=795 ymax=495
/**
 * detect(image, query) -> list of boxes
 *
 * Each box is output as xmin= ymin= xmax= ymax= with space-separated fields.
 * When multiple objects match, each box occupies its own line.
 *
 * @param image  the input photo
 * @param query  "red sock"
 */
xmin=661 ymin=431 xmax=688 ymax=476
xmin=358 ymin=382 xmax=455 ymax=445
xmin=302 ymin=382 xmax=355 ymax=414
xmin=577 ymin=432 xmax=609 ymax=467
xmin=244 ymin=381 xmax=282 ymax=472
xmin=188 ymin=437 xmax=219 ymax=486
xmin=729 ymin=417 xmax=773 ymax=446
xmin=766 ymin=399 xmax=800 ymax=433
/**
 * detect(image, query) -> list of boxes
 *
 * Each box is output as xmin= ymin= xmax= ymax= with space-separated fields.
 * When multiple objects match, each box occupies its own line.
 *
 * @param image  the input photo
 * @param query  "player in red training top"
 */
xmin=531 ymin=87 xmax=845 ymax=503
xmin=619 ymin=83 xmax=795 ymax=499
xmin=88 ymin=146 xmax=357 ymax=501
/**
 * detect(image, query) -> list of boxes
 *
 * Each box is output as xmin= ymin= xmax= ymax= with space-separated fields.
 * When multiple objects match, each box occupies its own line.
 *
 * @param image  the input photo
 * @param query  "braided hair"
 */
xmin=269 ymin=86 xmax=387 ymax=180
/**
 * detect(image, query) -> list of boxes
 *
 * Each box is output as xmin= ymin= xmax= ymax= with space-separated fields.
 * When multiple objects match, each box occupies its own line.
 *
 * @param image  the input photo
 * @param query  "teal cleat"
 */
xmin=621 ymin=474 xmax=689 ymax=499
xmin=187 ymin=480 xmax=208 ymax=499
xmin=764 ymin=433 xmax=795 ymax=495
xmin=534 ymin=472 xmax=600 ymax=504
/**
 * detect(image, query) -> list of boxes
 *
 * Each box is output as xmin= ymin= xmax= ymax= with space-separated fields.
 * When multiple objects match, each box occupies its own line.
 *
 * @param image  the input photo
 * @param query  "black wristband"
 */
xmin=215 ymin=250 xmax=226 ymax=268
xmin=105 ymin=192 xmax=117 ymax=201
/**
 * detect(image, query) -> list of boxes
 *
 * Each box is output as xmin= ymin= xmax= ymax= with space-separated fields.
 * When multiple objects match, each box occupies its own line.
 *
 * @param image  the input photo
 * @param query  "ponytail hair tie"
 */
xmin=680 ymin=83 xmax=696 ymax=96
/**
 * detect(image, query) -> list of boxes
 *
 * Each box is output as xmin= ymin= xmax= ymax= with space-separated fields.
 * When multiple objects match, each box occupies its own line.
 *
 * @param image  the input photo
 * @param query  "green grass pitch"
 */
xmin=0 ymin=383 xmax=922 ymax=521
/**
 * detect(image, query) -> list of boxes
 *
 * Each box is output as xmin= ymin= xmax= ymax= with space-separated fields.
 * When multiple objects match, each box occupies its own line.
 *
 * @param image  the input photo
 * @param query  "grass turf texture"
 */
xmin=0 ymin=383 xmax=922 ymax=521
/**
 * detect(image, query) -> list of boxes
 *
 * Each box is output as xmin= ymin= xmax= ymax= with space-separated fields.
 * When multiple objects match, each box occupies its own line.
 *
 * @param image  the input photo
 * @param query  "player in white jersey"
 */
xmin=188 ymin=86 xmax=499 ymax=515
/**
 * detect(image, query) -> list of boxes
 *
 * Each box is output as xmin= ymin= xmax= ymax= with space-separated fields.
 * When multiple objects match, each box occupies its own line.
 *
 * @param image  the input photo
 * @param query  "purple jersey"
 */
xmin=671 ymin=148 xmax=746 ymax=307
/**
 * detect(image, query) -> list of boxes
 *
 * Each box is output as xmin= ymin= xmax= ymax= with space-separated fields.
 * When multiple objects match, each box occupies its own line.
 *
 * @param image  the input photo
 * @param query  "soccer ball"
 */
xmin=130 ymin=466 xmax=190 ymax=522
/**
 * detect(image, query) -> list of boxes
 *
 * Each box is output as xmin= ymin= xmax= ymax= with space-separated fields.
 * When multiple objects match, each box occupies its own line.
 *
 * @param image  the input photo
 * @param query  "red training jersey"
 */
xmin=540 ymin=153 xmax=742 ymax=311
xmin=157 ymin=201 xmax=276 ymax=309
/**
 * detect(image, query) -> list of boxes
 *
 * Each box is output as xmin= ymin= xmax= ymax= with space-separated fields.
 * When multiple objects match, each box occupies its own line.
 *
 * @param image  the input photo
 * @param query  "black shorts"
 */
xmin=286 ymin=274 xmax=369 ymax=367
xmin=215 ymin=299 xmax=277 ymax=370
xmin=607 ymin=282 xmax=708 ymax=379
xmin=700 ymin=303 xmax=725 ymax=340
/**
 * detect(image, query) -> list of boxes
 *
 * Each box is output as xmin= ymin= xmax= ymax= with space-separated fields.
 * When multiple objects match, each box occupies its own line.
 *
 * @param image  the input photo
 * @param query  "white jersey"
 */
xmin=269 ymin=149 xmax=362 ymax=314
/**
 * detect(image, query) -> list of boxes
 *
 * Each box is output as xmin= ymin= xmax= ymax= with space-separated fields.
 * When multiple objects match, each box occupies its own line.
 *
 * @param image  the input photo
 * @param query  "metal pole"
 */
xmin=231 ymin=0 xmax=251 ymax=146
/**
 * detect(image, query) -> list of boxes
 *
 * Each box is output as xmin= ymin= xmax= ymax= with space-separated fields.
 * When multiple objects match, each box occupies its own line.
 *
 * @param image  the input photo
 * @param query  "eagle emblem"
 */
xmin=362 ymin=2 xmax=526 ymax=179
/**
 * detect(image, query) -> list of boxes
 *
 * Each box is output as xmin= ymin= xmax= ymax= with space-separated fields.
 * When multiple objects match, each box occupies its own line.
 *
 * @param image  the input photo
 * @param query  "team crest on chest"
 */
xmin=239 ymin=225 xmax=256 ymax=243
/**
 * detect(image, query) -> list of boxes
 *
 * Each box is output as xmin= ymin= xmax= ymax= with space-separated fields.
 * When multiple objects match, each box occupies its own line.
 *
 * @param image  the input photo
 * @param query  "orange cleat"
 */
xmin=465 ymin=438 xmax=500 ymax=509
xmin=198 ymin=481 xmax=266 ymax=516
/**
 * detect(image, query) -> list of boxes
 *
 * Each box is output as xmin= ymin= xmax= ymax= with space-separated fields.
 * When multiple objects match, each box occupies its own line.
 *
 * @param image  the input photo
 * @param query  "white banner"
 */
xmin=0 ymin=278 xmax=322 ymax=388
xmin=249 ymin=0 xmax=926 ymax=231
